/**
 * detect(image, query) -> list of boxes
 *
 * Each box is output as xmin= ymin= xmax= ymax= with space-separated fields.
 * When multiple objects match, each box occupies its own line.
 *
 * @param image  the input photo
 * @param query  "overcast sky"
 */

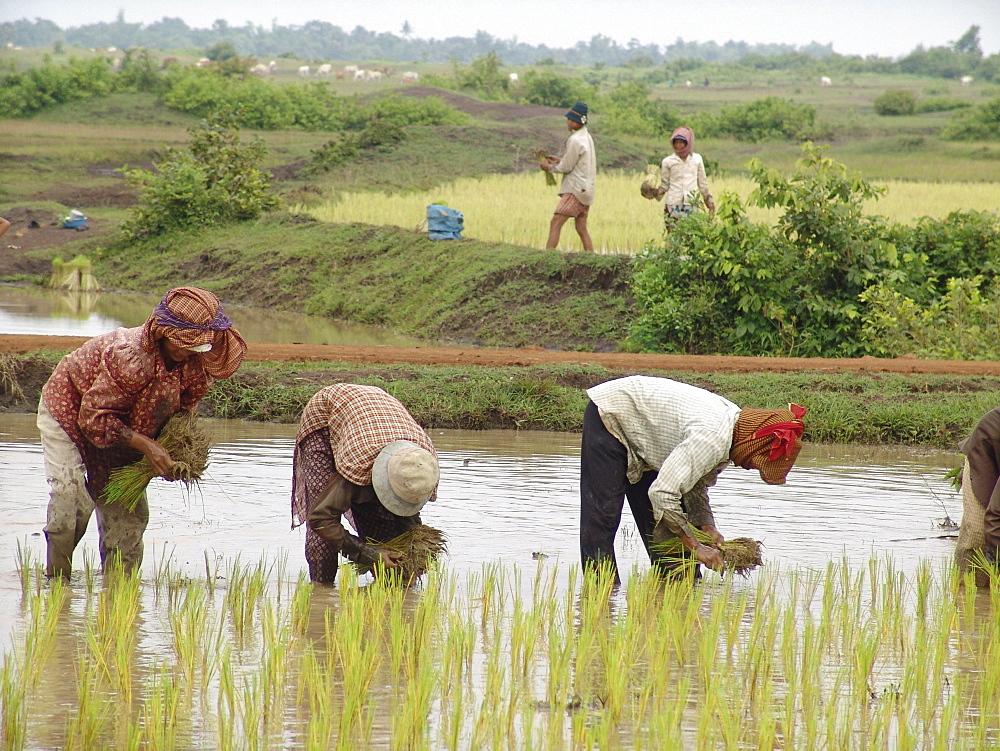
xmin=2 ymin=0 xmax=997 ymax=58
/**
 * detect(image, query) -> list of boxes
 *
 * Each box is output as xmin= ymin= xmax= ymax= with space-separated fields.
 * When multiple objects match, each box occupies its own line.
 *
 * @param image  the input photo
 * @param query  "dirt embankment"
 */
xmin=5 ymin=334 xmax=1000 ymax=376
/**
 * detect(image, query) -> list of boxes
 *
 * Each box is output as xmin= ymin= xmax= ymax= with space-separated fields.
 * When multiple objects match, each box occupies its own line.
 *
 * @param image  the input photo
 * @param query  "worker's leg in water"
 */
xmin=38 ymin=401 xmax=94 ymax=578
xmin=95 ymin=492 xmax=149 ymax=573
xmin=580 ymin=400 xmax=629 ymax=579
xmin=306 ymin=527 xmax=340 ymax=583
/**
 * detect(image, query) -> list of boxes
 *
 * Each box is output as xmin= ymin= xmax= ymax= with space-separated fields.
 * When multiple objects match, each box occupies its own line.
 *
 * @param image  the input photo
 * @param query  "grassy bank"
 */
xmin=4 ymin=353 xmax=997 ymax=448
xmin=82 ymin=215 xmax=634 ymax=351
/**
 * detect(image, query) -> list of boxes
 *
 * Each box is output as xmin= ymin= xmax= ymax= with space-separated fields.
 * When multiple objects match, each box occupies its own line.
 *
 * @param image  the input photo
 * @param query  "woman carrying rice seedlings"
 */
xmin=37 ymin=287 xmax=247 ymax=578
xmin=579 ymin=375 xmax=806 ymax=582
xmin=292 ymin=384 xmax=441 ymax=584
xmin=653 ymin=125 xmax=715 ymax=231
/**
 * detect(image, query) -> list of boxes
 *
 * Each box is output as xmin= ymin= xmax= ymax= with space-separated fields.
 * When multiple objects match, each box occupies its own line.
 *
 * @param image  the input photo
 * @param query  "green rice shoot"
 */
xmin=102 ymin=412 xmax=210 ymax=511
xmin=354 ymin=524 xmax=447 ymax=581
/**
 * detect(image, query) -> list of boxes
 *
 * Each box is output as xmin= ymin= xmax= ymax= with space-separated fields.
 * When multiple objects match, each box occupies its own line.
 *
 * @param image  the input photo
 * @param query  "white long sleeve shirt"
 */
xmin=587 ymin=376 xmax=740 ymax=537
xmin=550 ymin=126 xmax=596 ymax=206
xmin=659 ymin=152 xmax=711 ymax=210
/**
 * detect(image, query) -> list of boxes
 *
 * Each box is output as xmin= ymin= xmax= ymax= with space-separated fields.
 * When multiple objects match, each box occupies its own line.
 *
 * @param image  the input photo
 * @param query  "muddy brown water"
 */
xmin=0 ymin=414 xmax=963 ymax=647
xmin=0 ymin=415 xmax=973 ymax=748
xmin=0 ymin=284 xmax=427 ymax=346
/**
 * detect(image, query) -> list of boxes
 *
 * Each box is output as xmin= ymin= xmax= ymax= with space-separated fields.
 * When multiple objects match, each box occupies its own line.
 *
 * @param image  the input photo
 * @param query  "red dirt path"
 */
xmin=4 ymin=335 xmax=1000 ymax=376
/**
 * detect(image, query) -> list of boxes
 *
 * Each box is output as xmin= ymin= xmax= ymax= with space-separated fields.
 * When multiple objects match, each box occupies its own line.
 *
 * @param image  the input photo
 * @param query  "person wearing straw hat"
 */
xmin=955 ymin=407 xmax=1000 ymax=586
xmin=579 ymin=375 xmax=806 ymax=581
xmin=540 ymin=101 xmax=597 ymax=251
xmin=37 ymin=286 xmax=247 ymax=578
xmin=292 ymin=384 xmax=440 ymax=583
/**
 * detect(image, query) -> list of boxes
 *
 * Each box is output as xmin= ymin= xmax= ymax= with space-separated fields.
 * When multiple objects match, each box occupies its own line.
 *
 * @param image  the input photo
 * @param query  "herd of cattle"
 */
xmin=242 ymin=61 xmax=419 ymax=83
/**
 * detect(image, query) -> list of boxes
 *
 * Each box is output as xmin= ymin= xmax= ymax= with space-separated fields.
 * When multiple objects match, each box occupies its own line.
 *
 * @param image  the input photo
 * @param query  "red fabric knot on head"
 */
xmin=752 ymin=403 xmax=807 ymax=460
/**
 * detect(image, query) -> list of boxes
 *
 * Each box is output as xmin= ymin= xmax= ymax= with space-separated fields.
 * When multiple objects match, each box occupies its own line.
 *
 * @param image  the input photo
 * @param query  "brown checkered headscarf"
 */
xmin=730 ymin=404 xmax=807 ymax=485
xmin=140 ymin=286 xmax=247 ymax=379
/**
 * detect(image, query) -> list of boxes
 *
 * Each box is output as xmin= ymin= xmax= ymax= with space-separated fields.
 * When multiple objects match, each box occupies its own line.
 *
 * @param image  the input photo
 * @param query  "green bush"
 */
xmin=162 ymin=69 xmax=470 ymax=131
xmin=915 ymin=97 xmax=971 ymax=114
xmin=598 ymin=81 xmax=678 ymax=138
xmin=699 ymin=96 xmax=816 ymax=142
xmin=119 ymin=108 xmax=280 ymax=240
xmin=941 ymin=96 xmax=1000 ymax=140
xmin=515 ymin=69 xmax=582 ymax=108
xmin=0 ymin=55 xmax=115 ymax=116
xmin=873 ymin=89 xmax=917 ymax=116
xmin=629 ymin=144 xmax=898 ymax=357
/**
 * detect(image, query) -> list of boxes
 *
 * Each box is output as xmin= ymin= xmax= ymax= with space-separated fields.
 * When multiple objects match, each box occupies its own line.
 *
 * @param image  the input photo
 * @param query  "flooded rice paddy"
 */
xmin=0 ymin=284 xmax=427 ymax=346
xmin=4 ymin=415 xmax=996 ymax=748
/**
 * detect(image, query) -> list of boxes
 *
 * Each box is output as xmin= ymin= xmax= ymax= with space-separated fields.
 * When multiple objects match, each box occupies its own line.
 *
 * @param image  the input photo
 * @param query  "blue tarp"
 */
xmin=427 ymin=204 xmax=463 ymax=240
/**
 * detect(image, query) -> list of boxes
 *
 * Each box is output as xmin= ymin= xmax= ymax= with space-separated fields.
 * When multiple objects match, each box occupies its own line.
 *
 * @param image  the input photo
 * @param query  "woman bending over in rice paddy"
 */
xmin=956 ymin=407 xmax=1000 ymax=586
xmin=292 ymin=384 xmax=441 ymax=583
xmin=37 ymin=287 xmax=247 ymax=578
xmin=579 ymin=375 xmax=806 ymax=582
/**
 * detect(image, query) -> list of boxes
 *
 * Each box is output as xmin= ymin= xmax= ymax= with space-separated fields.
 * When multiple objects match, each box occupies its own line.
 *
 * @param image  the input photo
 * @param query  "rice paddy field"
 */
xmin=4 ymin=551 xmax=1000 ymax=749
xmin=0 ymin=416 xmax=994 ymax=749
xmin=306 ymin=172 xmax=1000 ymax=254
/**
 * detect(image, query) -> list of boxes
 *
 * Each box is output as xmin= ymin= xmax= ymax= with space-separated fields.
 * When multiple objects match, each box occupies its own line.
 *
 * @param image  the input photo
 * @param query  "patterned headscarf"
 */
xmin=730 ymin=404 xmax=807 ymax=485
xmin=670 ymin=125 xmax=694 ymax=159
xmin=140 ymin=286 xmax=247 ymax=379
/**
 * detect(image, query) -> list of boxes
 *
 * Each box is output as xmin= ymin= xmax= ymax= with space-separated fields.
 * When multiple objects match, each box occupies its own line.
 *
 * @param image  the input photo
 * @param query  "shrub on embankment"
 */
xmin=92 ymin=214 xmax=633 ymax=351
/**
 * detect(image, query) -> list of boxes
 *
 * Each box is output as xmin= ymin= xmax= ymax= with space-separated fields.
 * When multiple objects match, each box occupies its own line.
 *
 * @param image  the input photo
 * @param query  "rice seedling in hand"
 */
xmin=102 ymin=412 xmax=210 ymax=511
xmin=353 ymin=524 xmax=447 ymax=582
xmin=652 ymin=529 xmax=764 ymax=577
xmin=536 ymin=149 xmax=557 ymax=187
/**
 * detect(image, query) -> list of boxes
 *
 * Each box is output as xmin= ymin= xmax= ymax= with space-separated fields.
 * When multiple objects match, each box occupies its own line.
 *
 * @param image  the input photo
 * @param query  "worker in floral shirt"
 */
xmin=37 ymin=286 xmax=247 ymax=578
xmin=580 ymin=375 xmax=806 ymax=581
xmin=292 ymin=383 xmax=440 ymax=583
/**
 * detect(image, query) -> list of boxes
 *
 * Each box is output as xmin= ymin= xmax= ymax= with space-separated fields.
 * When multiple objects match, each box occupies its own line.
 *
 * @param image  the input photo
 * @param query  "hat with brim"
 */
xmin=372 ymin=440 xmax=440 ymax=517
xmin=565 ymin=101 xmax=588 ymax=124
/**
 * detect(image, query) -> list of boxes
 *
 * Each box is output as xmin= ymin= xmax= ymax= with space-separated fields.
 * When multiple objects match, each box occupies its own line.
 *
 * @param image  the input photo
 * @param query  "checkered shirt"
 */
xmin=296 ymin=384 xmax=436 ymax=487
xmin=587 ymin=376 xmax=740 ymax=536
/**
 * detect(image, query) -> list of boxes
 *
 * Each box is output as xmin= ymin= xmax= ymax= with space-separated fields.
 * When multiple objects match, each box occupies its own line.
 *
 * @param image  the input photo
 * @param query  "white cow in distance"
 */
xmin=820 ymin=76 xmax=832 ymax=86
xmin=961 ymin=75 xmax=973 ymax=86
xmin=249 ymin=63 xmax=269 ymax=76
xmin=402 ymin=71 xmax=419 ymax=83
xmin=354 ymin=69 xmax=366 ymax=80
xmin=509 ymin=73 xmax=519 ymax=83
xmin=298 ymin=65 xmax=310 ymax=77
xmin=367 ymin=70 xmax=383 ymax=81
xmin=344 ymin=65 xmax=359 ymax=74
xmin=268 ymin=60 xmax=277 ymax=74
xmin=316 ymin=64 xmax=332 ymax=77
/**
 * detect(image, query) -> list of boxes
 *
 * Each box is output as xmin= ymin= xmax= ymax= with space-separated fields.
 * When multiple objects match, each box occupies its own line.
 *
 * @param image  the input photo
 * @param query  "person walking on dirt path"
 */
xmin=292 ymin=383 xmax=440 ymax=583
xmin=540 ymin=101 xmax=596 ymax=251
xmin=655 ymin=125 xmax=715 ymax=231
xmin=37 ymin=287 xmax=247 ymax=578
xmin=955 ymin=406 xmax=1000 ymax=585
xmin=579 ymin=375 xmax=806 ymax=582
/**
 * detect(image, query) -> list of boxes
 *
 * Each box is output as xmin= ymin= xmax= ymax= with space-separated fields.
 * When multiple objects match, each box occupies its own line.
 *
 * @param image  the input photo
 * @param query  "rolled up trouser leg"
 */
xmin=956 ymin=458 xmax=990 ymax=587
xmin=38 ymin=401 xmax=94 ymax=578
xmin=94 ymin=492 xmax=149 ymax=573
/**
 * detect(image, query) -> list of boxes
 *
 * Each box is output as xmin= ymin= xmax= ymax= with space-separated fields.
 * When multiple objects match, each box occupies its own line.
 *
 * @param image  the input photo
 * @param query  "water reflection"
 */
xmin=0 ymin=414 xmax=963 ymax=643
xmin=0 ymin=283 xmax=429 ymax=346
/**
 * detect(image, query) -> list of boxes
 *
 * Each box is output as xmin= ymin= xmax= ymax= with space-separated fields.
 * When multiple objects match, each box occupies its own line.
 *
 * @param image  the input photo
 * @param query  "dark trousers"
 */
xmin=580 ymin=400 xmax=697 ymax=580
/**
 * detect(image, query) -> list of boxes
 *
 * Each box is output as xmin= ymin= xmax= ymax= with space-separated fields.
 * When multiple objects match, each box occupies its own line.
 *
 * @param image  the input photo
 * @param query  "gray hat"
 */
xmin=372 ymin=440 xmax=440 ymax=517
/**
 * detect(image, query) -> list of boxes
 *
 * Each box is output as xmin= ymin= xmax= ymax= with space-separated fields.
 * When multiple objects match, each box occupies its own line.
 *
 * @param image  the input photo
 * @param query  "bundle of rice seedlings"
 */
xmin=354 ymin=524 xmax=447 ymax=581
xmin=640 ymin=165 xmax=661 ymax=199
xmin=536 ymin=149 xmax=557 ymax=186
xmin=102 ymin=412 xmax=210 ymax=511
xmin=652 ymin=530 xmax=764 ymax=577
